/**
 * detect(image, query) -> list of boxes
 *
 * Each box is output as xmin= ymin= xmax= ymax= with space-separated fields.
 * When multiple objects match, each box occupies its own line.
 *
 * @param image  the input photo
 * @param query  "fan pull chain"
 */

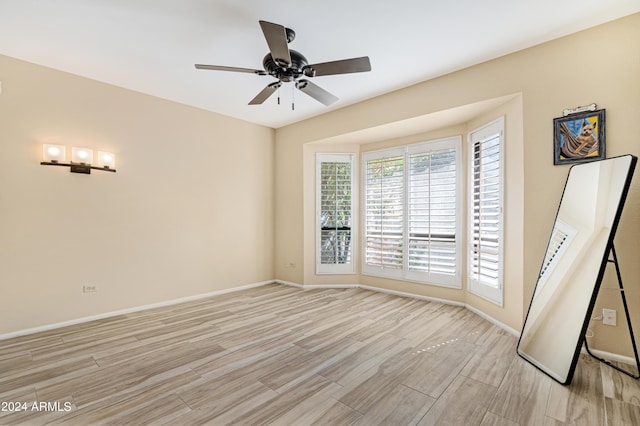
xmin=277 ymin=85 xmax=281 ymax=105
xmin=292 ymin=83 xmax=295 ymax=111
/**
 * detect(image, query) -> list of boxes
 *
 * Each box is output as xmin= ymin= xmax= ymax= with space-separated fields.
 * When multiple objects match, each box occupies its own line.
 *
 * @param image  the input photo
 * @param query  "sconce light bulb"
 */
xmin=102 ymin=154 xmax=113 ymax=162
xmin=78 ymin=151 xmax=89 ymax=160
xmin=47 ymin=146 xmax=61 ymax=157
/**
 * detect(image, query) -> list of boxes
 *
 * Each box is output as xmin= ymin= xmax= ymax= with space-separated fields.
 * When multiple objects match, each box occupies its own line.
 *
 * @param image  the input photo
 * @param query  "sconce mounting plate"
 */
xmin=70 ymin=162 xmax=92 ymax=174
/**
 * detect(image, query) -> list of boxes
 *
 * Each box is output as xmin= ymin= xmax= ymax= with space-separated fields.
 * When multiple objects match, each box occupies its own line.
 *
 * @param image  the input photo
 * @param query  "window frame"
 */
xmin=467 ymin=117 xmax=505 ymax=306
xmin=316 ymin=153 xmax=356 ymax=275
xmin=361 ymin=137 xmax=462 ymax=288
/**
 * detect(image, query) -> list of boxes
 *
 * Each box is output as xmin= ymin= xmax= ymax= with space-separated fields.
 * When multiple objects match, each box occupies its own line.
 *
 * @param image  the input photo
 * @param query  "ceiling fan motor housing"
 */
xmin=263 ymin=49 xmax=309 ymax=82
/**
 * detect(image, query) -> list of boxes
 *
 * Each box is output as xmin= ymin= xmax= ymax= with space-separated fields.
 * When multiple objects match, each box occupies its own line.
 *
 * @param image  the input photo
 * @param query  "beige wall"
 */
xmin=0 ymin=55 xmax=274 ymax=335
xmin=275 ymin=13 xmax=640 ymax=354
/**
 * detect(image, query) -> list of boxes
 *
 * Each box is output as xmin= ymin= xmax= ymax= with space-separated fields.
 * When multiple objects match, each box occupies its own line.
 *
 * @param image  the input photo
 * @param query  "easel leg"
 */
xmin=584 ymin=244 xmax=640 ymax=379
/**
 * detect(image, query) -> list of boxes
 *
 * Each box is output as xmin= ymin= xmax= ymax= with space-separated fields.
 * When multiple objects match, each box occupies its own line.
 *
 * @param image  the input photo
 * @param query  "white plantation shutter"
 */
xmin=363 ymin=138 xmax=461 ymax=287
xmin=407 ymin=148 xmax=458 ymax=280
xmin=364 ymin=153 xmax=404 ymax=270
xmin=468 ymin=118 xmax=504 ymax=305
xmin=317 ymin=154 xmax=355 ymax=274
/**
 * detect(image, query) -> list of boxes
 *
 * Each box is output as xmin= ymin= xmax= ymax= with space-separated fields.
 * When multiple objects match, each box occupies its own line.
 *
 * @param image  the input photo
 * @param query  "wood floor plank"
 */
xmin=268 ymin=382 xmax=345 ymax=426
xmin=180 ymin=345 xmax=308 ymax=408
xmin=0 ymin=356 xmax=98 ymax=396
xmin=353 ymin=383 xmax=435 ymax=426
xmin=191 ymin=334 xmax=302 ymax=380
xmin=338 ymin=346 xmax=424 ymax=413
xmin=480 ymin=411 xmax=520 ymax=426
xmin=546 ymin=355 xmax=605 ymax=424
xmin=49 ymin=370 xmax=202 ymax=424
xmin=488 ymin=355 xmax=553 ymax=425
xmin=318 ymin=333 xmax=410 ymax=384
xmin=1 ymin=284 xmax=638 ymax=425
xmin=0 ymin=336 xmax=63 ymax=358
xmin=600 ymin=360 xmax=640 ymax=406
xmin=403 ymin=340 xmax=477 ymax=398
xmin=417 ymin=375 xmax=497 ymax=425
xmin=460 ymin=329 xmax=517 ymax=387
xmin=260 ymin=338 xmax=364 ymax=392
xmin=176 ymin=381 xmax=279 ymax=425
xmin=604 ymin=396 xmax=640 ymax=425
xmin=94 ymin=393 xmax=190 ymax=425
xmin=228 ymin=374 xmax=332 ymax=425
xmin=310 ymin=400 xmax=363 ymax=425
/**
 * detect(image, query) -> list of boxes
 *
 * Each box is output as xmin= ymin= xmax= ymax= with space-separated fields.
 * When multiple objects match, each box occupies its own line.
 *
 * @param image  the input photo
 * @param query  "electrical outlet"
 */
xmin=83 ymin=285 xmax=97 ymax=293
xmin=603 ymin=308 xmax=616 ymax=326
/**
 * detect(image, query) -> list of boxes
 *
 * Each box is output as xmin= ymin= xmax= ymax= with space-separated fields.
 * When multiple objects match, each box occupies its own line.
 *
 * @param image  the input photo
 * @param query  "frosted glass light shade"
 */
xmin=71 ymin=147 xmax=93 ymax=164
xmin=97 ymin=151 xmax=115 ymax=169
xmin=43 ymin=144 xmax=66 ymax=163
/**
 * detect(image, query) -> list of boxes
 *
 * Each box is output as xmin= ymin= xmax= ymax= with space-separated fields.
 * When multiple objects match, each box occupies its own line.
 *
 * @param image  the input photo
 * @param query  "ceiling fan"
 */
xmin=195 ymin=20 xmax=371 ymax=108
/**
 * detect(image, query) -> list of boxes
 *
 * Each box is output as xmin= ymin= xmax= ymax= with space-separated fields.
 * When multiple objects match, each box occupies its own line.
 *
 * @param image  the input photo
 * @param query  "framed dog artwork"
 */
xmin=553 ymin=109 xmax=606 ymax=165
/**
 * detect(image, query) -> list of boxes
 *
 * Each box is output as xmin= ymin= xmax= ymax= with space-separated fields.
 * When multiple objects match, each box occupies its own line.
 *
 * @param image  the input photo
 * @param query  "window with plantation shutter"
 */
xmin=408 ymin=147 xmax=458 ymax=280
xmin=363 ymin=137 xmax=461 ymax=288
xmin=364 ymin=153 xmax=404 ymax=270
xmin=316 ymin=154 xmax=355 ymax=274
xmin=468 ymin=117 xmax=504 ymax=305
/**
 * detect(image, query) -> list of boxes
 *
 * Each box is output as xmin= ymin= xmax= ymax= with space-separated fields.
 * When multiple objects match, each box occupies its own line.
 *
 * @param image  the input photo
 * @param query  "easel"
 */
xmin=584 ymin=244 xmax=640 ymax=379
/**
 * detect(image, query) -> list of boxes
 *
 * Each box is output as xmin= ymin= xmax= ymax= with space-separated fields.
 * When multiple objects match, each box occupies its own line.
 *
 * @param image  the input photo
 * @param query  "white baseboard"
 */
xmin=0 ymin=280 xmax=273 ymax=341
xmin=275 ymin=280 xmax=305 ymax=289
xmin=582 ymin=347 xmax=638 ymax=366
xmin=275 ymin=280 xmax=359 ymax=290
xmin=359 ymin=284 xmax=465 ymax=307
xmin=464 ymin=304 xmax=520 ymax=337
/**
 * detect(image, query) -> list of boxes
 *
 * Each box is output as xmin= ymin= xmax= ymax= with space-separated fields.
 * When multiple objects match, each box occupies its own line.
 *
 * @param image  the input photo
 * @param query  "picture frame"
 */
xmin=553 ymin=109 xmax=605 ymax=165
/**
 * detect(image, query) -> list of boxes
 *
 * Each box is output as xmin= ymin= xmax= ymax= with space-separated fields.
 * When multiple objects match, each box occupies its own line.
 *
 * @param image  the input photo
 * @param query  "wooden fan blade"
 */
xmin=304 ymin=56 xmax=371 ymax=77
xmin=195 ymin=64 xmax=266 ymax=75
xmin=249 ymin=82 xmax=282 ymax=105
xmin=259 ymin=20 xmax=292 ymax=67
xmin=295 ymin=79 xmax=339 ymax=106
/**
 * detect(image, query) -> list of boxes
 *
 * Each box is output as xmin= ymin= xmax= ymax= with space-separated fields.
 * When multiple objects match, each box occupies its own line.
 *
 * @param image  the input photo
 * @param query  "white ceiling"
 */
xmin=1 ymin=1 xmax=639 ymax=128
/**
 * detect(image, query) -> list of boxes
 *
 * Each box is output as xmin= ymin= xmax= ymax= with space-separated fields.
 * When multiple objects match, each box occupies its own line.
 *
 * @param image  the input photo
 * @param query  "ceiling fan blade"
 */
xmin=259 ymin=20 xmax=292 ymax=67
xmin=249 ymin=82 xmax=282 ymax=105
xmin=295 ymin=79 xmax=339 ymax=106
xmin=304 ymin=56 xmax=371 ymax=77
xmin=195 ymin=64 xmax=266 ymax=75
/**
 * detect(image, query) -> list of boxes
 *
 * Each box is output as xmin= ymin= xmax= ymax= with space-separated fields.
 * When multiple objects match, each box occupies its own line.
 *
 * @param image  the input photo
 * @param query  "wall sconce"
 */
xmin=40 ymin=144 xmax=116 ymax=174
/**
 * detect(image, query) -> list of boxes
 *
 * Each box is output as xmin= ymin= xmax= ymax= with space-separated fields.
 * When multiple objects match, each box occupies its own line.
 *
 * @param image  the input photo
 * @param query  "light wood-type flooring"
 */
xmin=1 ymin=284 xmax=640 ymax=425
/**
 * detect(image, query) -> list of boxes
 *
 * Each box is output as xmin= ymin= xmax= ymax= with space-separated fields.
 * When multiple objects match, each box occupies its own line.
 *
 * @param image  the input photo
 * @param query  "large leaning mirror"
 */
xmin=518 ymin=154 xmax=637 ymax=384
